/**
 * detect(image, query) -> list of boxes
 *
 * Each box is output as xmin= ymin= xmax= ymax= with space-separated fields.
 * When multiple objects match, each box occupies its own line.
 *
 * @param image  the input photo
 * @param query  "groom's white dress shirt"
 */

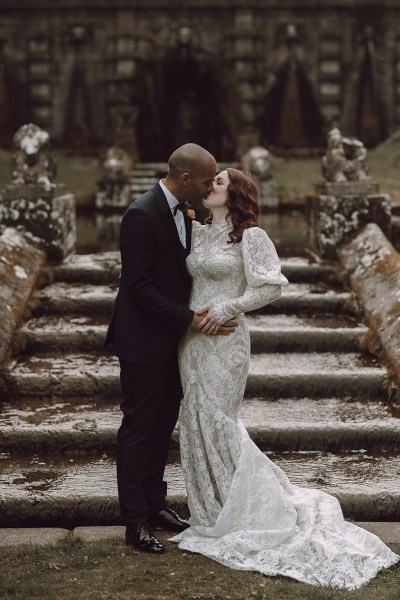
xmin=159 ymin=179 xmax=186 ymax=248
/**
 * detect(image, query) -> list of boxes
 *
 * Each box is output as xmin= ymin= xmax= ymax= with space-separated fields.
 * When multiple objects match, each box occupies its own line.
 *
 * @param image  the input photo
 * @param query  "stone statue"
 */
xmin=311 ymin=129 xmax=385 ymax=261
xmin=242 ymin=146 xmax=271 ymax=179
xmin=12 ymin=123 xmax=56 ymax=189
xmin=1 ymin=124 xmax=75 ymax=261
xmin=96 ymin=146 xmax=133 ymax=209
xmin=342 ymin=137 xmax=369 ymax=181
xmin=102 ymin=147 xmax=133 ymax=183
xmin=321 ymin=128 xmax=347 ymax=182
xmin=322 ymin=128 xmax=369 ymax=182
xmin=241 ymin=145 xmax=279 ymax=208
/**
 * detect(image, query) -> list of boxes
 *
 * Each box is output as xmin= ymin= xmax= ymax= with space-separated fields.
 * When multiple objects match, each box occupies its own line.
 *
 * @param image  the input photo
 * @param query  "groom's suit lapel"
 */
xmin=184 ymin=213 xmax=193 ymax=254
xmin=152 ymin=184 xmax=190 ymax=280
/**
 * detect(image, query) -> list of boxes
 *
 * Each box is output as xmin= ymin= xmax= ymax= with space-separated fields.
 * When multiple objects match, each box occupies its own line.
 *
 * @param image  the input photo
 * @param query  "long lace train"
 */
xmin=171 ymin=221 xmax=399 ymax=589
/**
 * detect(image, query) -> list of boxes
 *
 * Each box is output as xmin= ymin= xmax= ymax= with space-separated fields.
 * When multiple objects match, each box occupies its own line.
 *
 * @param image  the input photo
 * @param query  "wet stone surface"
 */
xmin=249 ymin=313 xmax=363 ymax=330
xmin=1 ymin=220 xmax=399 ymax=526
xmin=1 ymin=396 xmax=396 ymax=431
xmin=241 ymin=396 xmax=399 ymax=423
xmin=1 ymin=451 xmax=399 ymax=523
xmin=250 ymin=351 xmax=383 ymax=373
xmin=3 ymin=350 xmax=386 ymax=402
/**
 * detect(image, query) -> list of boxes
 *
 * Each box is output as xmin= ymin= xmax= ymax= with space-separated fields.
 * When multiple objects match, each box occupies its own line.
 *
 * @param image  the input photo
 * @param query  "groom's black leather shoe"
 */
xmin=148 ymin=507 xmax=190 ymax=532
xmin=125 ymin=524 xmax=165 ymax=554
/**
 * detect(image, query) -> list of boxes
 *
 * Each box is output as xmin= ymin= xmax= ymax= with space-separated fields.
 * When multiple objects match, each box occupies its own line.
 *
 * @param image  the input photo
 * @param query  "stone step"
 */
xmin=53 ymin=252 xmax=121 ymax=284
xmin=1 ymin=450 xmax=398 ymax=526
xmin=52 ymin=253 xmax=338 ymax=285
xmin=35 ymin=283 xmax=117 ymax=316
xmin=2 ymin=395 xmax=396 ymax=431
xmin=19 ymin=316 xmax=108 ymax=353
xmin=2 ymin=419 xmax=399 ymax=454
xmin=34 ymin=282 xmax=352 ymax=317
xmin=1 ymin=396 xmax=397 ymax=453
xmin=279 ymin=258 xmax=338 ymax=284
xmin=2 ymin=352 xmax=387 ymax=401
xmin=249 ymin=314 xmax=366 ymax=352
xmin=19 ymin=314 xmax=367 ymax=354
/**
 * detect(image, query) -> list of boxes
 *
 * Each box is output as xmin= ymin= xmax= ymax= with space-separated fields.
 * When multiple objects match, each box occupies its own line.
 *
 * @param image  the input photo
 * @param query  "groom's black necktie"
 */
xmin=173 ymin=203 xmax=187 ymax=216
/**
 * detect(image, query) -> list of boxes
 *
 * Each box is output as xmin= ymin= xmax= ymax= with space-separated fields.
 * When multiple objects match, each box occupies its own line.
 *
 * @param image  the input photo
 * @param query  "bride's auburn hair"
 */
xmin=205 ymin=168 xmax=260 ymax=243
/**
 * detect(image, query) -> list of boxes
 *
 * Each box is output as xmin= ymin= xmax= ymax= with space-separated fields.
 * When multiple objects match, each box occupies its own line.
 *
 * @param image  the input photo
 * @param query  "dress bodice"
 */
xmin=187 ymin=220 xmax=288 ymax=323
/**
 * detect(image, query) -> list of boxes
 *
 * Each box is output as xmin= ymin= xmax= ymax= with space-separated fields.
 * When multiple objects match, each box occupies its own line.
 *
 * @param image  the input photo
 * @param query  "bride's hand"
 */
xmin=196 ymin=306 xmax=222 ymax=335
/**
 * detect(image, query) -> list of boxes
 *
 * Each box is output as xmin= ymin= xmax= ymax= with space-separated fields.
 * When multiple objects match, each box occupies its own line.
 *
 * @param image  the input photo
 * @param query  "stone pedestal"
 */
xmin=96 ymin=213 xmax=122 ymax=251
xmin=257 ymin=178 xmax=279 ymax=209
xmin=95 ymin=180 xmax=131 ymax=209
xmin=307 ymin=181 xmax=391 ymax=259
xmin=0 ymin=183 xmax=76 ymax=262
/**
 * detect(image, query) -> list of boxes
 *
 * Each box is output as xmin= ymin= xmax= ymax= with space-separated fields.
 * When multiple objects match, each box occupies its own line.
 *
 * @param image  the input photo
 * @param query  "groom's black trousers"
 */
xmin=117 ymin=351 xmax=182 ymax=525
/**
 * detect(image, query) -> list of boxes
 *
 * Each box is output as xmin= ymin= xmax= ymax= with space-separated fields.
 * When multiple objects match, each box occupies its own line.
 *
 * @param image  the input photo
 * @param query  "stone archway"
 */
xmin=136 ymin=46 xmax=236 ymax=161
xmin=261 ymin=57 xmax=323 ymax=149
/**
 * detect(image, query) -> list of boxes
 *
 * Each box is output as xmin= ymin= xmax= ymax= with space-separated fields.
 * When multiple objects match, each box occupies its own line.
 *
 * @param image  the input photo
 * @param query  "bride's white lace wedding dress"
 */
xmin=171 ymin=220 xmax=399 ymax=589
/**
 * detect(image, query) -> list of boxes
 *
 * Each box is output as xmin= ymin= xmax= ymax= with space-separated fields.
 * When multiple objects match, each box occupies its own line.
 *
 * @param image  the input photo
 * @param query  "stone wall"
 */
xmin=0 ymin=0 xmax=399 ymax=158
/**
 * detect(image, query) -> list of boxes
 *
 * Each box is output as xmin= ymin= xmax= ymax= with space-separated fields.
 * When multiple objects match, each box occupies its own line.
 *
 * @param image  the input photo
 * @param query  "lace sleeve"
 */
xmin=211 ymin=227 xmax=288 ymax=323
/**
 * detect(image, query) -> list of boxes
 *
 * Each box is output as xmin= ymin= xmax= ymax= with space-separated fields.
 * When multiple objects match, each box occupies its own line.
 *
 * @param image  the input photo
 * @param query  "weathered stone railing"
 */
xmin=0 ymin=228 xmax=45 ymax=364
xmin=338 ymin=223 xmax=400 ymax=399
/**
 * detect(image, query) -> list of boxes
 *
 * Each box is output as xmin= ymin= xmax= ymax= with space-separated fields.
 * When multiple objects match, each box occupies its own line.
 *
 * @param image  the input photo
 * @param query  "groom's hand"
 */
xmin=218 ymin=319 xmax=238 ymax=336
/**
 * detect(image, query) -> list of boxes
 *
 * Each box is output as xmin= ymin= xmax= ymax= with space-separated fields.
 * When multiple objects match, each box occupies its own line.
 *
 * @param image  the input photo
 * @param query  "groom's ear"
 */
xmin=181 ymin=172 xmax=191 ymax=185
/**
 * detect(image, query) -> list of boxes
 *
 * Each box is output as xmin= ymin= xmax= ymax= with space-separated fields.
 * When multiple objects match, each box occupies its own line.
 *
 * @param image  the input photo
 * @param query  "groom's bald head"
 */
xmin=168 ymin=143 xmax=216 ymax=179
xmin=164 ymin=143 xmax=216 ymax=204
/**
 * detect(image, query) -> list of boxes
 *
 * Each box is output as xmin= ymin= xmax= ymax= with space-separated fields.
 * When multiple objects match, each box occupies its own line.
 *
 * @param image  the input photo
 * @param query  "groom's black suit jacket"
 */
xmin=105 ymin=183 xmax=194 ymax=366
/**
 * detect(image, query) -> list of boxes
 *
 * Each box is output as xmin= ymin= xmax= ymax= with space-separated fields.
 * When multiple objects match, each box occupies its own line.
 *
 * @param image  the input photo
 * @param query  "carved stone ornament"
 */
xmin=12 ymin=123 xmax=56 ymax=189
xmin=322 ymin=128 xmax=369 ymax=183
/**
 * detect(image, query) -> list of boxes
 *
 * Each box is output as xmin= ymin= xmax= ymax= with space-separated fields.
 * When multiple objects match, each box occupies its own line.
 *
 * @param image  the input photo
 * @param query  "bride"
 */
xmin=171 ymin=168 xmax=399 ymax=589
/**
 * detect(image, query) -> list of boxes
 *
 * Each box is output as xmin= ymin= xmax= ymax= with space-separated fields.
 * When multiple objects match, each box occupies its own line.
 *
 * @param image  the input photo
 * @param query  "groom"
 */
xmin=105 ymin=143 xmax=237 ymax=554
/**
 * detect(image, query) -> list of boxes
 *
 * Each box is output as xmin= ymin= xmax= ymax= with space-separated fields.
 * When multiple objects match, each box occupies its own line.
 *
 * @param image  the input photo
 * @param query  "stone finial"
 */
xmin=322 ymin=128 xmax=369 ymax=183
xmin=96 ymin=146 xmax=133 ymax=209
xmin=12 ymin=123 xmax=56 ymax=189
xmin=241 ymin=146 xmax=271 ymax=180
xmin=101 ymin=147 xmax=133 ymax=183
xmin=241 ymin=145 xmax=279 ymax=208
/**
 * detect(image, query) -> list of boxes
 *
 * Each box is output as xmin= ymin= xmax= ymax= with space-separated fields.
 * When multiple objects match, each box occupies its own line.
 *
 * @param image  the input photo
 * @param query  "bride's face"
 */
xmin=202 ymin=170 xmax=230 ymax=209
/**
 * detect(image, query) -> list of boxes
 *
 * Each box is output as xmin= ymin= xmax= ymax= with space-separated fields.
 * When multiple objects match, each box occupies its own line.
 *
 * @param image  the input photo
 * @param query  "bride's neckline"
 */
xmin=208 ymin=217 xmax=232 ymax=232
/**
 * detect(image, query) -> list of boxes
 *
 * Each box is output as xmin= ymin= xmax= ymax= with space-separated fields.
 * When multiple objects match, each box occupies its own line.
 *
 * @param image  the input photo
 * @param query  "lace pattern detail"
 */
xmin=171 ymin=222 xmax=399 ymax=589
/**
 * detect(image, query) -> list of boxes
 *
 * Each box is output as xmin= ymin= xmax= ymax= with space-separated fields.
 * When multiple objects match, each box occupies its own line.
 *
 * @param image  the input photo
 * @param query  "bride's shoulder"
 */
xmin=243 ymin=226 xmax=271 ymax=242
xmin=242 ymin=227 xmax=277 ymax=254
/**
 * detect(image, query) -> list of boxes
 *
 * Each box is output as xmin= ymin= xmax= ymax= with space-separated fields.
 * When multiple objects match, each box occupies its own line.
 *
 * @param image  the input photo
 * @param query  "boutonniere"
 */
xmin=182 ymin=201 xmax=195 ymax=219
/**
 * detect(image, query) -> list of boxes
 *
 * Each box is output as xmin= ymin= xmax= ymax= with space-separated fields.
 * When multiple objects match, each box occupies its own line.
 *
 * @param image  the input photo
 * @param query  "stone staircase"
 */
xmin=1 ymin=250 xmax=399 ymax=528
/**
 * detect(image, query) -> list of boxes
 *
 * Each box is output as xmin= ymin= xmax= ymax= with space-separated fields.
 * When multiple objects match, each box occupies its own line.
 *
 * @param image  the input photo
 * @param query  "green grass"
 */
xmin=0 ymin=142 xmax=399 ymax=197
xmin=0 ymin=534 xmax=399 ymax=600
